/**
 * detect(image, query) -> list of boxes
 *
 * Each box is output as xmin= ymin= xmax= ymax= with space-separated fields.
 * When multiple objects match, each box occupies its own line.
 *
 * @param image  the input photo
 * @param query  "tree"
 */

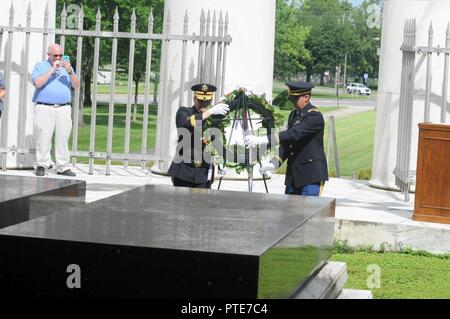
xmin=114 ymin=1 xmax=164 ymax=121
xmin=274 ymin=0 xmax=310 ymax=80
xmin=56 ymin=0 xmax=164 ymax=125
xmin=347 ymin=0 xmax=382 ymax=83
xmin=300 ymin=0 xmax=357 ymax=85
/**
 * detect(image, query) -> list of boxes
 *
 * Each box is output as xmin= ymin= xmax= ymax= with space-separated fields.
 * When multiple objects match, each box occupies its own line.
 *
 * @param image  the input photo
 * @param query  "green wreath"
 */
xmin=204 ymin=88 xmax=283 ymax=174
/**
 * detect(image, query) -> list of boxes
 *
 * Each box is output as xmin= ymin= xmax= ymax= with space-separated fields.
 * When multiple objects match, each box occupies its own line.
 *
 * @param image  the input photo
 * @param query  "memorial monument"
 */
xmin=0 ymin=184 xmax=335 ymax=298
xmin=0 ymin=175 xmax=85 ymax=229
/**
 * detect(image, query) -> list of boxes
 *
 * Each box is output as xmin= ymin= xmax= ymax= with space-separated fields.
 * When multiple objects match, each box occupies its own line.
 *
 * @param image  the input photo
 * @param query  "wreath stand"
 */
xmin=216 ymin=90 xmax=272 ymax=193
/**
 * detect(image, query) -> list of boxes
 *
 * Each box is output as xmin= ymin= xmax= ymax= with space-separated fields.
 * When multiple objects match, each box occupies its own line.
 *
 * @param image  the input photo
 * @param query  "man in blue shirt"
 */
xmin=0 ymin=72 xmax=6 ymax=118
xmin=32 ymin=43 xmax=80 ymax=176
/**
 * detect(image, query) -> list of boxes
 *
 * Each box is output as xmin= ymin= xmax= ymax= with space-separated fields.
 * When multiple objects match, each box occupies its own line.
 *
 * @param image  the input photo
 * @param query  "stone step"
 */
xmin=335 ymin=218 xmax=450 ymax=254
xmin=338 ymin=289 xmax=373 ymax=299
xmin=294 ymin=261 xmax=348 ymax=299
xmin=293 ymin=261 xmax=374 ymax=299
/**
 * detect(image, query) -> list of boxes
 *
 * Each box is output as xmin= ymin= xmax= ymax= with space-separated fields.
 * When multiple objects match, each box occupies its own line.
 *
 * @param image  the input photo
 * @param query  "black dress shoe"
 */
xmin=57 ymin=169 xmax=76 ymax=177
xmin=35 ymin=166 xmax=45 ymax=177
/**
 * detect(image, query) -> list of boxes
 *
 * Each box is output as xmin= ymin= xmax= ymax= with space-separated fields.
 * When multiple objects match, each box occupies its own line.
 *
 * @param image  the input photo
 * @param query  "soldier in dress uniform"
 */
xmin=244 ymin=81 xmax=328 ymax=196
xmin=168 ymin=84 xmax=230 ymax=189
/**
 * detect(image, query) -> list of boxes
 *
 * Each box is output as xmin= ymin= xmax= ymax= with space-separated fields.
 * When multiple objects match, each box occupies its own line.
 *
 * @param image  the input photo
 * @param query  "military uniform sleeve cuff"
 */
xmin=270 ymin=156 xmax=283 ymax=169
xmin=189 ymin=115 xmax=196 ymax=128
xmin=278 ymin=130 xmax=288 ymax=143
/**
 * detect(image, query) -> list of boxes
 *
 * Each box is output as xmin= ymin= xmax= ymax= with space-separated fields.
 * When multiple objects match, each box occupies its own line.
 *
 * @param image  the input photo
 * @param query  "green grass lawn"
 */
xmin=73 ymin=105 xmax=340 ymax=155
xmin=330 ymin=251 xmax=450 ymax=299
xmin=255 ymin=242 xmax=450 ymax=299
xmin=324 ymin=110 xmax=375 ymax=177
xmin=275 ymin=109 xmax=375 ymax=178
xmin=70 ymin=103 xmax=158 ymax=163
xmin=71 ymin=104 xmax=375 ymax=176
xmin=93 ymin=83 xmax=156 ymax=95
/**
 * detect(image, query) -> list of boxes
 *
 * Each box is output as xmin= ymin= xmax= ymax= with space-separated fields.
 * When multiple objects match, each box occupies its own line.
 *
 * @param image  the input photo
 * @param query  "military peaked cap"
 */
xmin=285 ymin=81 xmax=314 ymax=96
xmin=191 ymin=83 xmax=217 ymax=101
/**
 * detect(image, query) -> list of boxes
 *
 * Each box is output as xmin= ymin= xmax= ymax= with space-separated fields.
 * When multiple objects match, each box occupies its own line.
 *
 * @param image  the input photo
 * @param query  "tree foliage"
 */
xmin=347 ymin=0 xmax=382 ymax=81
xmin=274 ymin=0 xmax=310 ymax=80
xmin=300 ymin=0 xmax=357 ymax=84
xmin=274 ymin=0 xmax=381 ymax=84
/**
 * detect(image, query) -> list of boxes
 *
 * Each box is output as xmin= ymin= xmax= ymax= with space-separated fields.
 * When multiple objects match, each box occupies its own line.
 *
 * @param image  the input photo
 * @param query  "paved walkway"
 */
xmin=2 ymin=164 xmax=449 ymax=253
xmin=315 ymin=97 xmax=377 ymax=108
xmin=322 ymin=105 xmax=374 ymax=119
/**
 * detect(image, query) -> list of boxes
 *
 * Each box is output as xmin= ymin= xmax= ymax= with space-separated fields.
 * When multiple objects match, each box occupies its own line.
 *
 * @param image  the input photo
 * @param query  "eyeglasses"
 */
xmin=52 ymin=54 xmax=63 ymax=58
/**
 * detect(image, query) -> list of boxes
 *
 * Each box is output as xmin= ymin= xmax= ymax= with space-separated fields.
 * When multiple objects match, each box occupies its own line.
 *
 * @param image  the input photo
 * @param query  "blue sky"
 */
xmin=351 ymin=0 xmax=364 ymax=6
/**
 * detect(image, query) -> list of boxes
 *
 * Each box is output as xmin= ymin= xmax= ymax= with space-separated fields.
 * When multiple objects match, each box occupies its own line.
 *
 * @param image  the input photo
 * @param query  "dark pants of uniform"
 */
xmin=0 ymin=111 xmax=2 ymax=118
xmin=172 ymin=177 xmax=212 ymax=189
xmin=285 ymin=182 xmax=321 ymax=196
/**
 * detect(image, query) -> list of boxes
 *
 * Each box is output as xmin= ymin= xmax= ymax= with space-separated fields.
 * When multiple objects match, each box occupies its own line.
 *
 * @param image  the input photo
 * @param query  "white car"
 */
xmin=345 ymin=83 xmax=371 ymax=95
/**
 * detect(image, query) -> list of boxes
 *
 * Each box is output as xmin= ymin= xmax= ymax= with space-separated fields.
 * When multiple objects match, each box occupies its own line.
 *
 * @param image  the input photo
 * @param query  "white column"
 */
xmin=152 ymin=0 xmax=276 ymax=173
xmin=370 ymin=0 xmax=450 ymax=190
xmin=0 ymin=0 xmax=56 ymax=168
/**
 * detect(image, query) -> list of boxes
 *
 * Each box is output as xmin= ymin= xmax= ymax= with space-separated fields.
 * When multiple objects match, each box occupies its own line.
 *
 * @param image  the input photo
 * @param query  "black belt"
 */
xmin=188 ymin=161 xmax=210 ymax=169
xmin=36 ymin=102 xmax=71 ymax=106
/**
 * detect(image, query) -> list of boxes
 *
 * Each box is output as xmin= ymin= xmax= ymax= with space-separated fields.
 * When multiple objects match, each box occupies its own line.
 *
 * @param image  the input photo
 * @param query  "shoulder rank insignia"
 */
xmin=308 ymin=108 xmax=320 ymax=113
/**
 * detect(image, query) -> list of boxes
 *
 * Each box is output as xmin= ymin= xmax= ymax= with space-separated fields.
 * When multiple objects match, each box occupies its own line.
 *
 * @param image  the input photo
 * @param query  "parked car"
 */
xmin=345 ymin=83 xmax=371 ymax=95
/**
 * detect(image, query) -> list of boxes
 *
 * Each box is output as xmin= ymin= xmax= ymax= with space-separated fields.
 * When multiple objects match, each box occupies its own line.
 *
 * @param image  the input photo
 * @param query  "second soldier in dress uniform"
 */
xmin=244 ymin=81 xmax=328 ymax=196
xmin=168 ymin=84 xmax=230 ymax=189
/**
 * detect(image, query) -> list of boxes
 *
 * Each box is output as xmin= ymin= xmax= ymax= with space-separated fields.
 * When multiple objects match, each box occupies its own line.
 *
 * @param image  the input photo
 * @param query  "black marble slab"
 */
xmin=0 ymin=175 xmax=86 ymax=229
xmin=0 ymin=184 xmax=335 ymax=298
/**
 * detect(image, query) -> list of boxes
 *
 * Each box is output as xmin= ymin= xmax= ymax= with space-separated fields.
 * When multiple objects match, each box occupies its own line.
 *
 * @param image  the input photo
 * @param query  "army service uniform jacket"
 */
xmin=271 ymin=102 xmax=328 ymax=188
xmin=167 ymin=106 xmax=214 ymax=185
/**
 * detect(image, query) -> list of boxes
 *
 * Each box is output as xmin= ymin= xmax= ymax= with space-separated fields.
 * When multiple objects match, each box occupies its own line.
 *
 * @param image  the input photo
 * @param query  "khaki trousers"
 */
xmin=33 ymin=104 xmax=72 ymax=172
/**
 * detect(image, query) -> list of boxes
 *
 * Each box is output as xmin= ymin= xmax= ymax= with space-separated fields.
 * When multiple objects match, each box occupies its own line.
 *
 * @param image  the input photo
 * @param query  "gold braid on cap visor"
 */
xmin=194 ymin=91 xmax=214 ymax=101
xmin=288 ymin=89 xmax=312 ymax=96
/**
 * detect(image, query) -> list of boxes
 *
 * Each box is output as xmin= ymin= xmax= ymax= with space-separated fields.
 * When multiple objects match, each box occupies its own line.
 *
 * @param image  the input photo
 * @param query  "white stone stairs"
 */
xmin=293 ymin=261 xmax=373 ymax=299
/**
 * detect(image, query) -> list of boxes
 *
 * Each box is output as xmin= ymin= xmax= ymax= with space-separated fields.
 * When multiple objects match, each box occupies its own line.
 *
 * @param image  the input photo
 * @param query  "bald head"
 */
xmin=48 ymin=43 xmax=62 ymax=53
xmin=47 ymin=43 xmax=63 ymax=63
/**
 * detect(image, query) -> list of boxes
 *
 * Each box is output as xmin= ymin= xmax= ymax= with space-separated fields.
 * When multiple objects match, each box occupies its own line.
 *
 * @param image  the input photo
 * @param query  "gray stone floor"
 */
xmin=2 ymin=163 xmax=450 ymax=253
